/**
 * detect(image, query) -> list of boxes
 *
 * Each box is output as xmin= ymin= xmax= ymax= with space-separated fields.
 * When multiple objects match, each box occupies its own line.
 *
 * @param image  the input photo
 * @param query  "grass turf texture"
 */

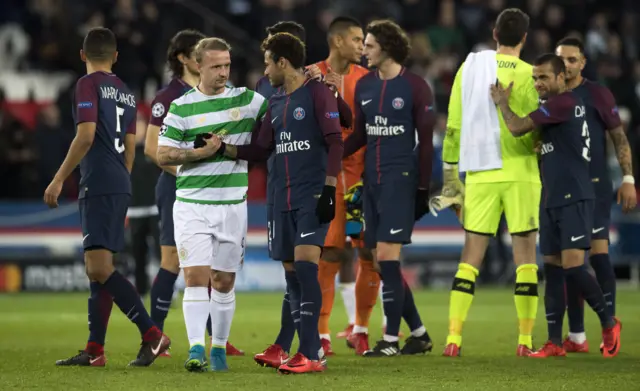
xmin=1 ymin=288 xmax=639 ymax=391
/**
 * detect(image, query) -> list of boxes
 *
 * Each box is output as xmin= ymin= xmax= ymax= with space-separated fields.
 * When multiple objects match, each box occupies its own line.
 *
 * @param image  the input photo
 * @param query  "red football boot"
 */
xmin=336 ymin=324 xmax=354 ymax=339
xmin=529 ymin=341 xmax=566 ymax=358
xmin=254 ymin=344 xmax=289 ymax=368
xmin=601 ymin=317 xmax=622 ymax=358
xmin=562 ymin=337 xmax=589 ymax=353
xmin=347 ymin=332 xmax=370 ymax=356
xmin=442 ymin=343 xmax=461 ymax=357
xmin=278 ymin=352 xmax=325 ymax=374
xmin=516 ymin=344 xmax=532 ymax=357
xmin=320 ymin=338 xmax=335 ymax=356
xmin=226 ymin=342 xmax=244 ymax=356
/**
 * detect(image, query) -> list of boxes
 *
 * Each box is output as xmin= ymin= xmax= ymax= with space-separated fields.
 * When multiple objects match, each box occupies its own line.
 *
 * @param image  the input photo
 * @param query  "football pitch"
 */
xmin=1 ymin=288 xmax=639 ymax=391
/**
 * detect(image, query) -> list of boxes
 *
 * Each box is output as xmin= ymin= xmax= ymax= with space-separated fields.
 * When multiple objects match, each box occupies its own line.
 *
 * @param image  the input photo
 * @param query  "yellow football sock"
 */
xmin=514 ymin=264 xmax=539 ymax=349
xmin=447 ymin=263 xmax=479 ymax=347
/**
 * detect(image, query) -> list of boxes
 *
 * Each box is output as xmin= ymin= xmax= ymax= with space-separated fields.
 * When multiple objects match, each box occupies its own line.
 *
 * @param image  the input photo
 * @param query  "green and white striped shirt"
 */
xmin=158 ymin=86 xmax=268 ymax=204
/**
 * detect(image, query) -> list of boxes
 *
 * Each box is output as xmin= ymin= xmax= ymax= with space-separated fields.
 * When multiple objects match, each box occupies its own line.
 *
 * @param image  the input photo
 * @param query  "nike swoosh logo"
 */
xmin=300 ymin=232 xmax=315 ymax=238
xmin=301 ymin=302 xmax=313 ymax=306
xmin=592 ymin=227 xmax=605 ymax=234
xmin=271 ymin=116 xmax=278 ymax=124
xmin=329 ymin=198 xmax=333 ymax=205
xmin=151 ymin=336 xmax=166 ymax=356
xmin=362 ymin=99 xmax=372 ymax=106
xmin=571 ymin=235 xmax=585 ymax=242
xmin=89 ymin=357 xmax=101 ymax=364
xmin=82 ymin=234 xmax=89 ymax=243
xmin=390 ymin=229 xmax=403 ymax=234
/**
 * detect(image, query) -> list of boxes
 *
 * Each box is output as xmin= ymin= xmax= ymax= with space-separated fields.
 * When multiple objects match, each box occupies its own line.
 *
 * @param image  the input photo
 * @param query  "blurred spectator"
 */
xmin=33 ymin=104 xmax=73 ymax=195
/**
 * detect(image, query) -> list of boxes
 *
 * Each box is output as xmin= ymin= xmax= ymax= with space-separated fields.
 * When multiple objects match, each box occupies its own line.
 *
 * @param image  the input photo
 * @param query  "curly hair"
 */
xmin=167 ymin=29 xmax=206 ymax=77
xmin=365 ymin=20 xmax=411 ymax=64
xmin=261 ymin=33 xmax=306 ymax=69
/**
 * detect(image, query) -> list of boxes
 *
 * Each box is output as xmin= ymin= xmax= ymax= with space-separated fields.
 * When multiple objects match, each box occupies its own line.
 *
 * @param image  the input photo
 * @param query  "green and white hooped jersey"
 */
xmin=158 ymin=86 xmax=267 ymax=204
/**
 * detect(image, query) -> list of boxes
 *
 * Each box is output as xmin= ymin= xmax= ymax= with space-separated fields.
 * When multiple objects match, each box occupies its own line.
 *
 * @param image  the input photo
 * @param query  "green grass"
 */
xmin=1 ymin=289 xmax=639 ymax=391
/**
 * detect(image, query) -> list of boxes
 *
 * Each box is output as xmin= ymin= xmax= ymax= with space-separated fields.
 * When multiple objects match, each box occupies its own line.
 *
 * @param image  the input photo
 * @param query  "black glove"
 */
xmin=316 ymin=185 xmax=336 ymax=224
xmin=194 ymin=133 xmax=212 ymax=149
xmin=414 ymin=188 xmax=430 ymax=221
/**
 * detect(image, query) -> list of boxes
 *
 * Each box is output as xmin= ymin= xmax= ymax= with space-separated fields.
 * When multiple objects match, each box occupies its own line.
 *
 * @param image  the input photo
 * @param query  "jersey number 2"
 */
xmin=581 ymin=121 xmax=591 ymax=162
xmin=115 ymin=106 xmax=125 ymax=154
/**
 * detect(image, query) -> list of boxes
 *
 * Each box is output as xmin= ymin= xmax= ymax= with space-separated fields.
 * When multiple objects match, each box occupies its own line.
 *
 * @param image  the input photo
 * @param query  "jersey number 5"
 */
xmin=114 ymin=106 xmax=125 ymax=154
xmin=581 ymin=121 xmax=591 ymax=162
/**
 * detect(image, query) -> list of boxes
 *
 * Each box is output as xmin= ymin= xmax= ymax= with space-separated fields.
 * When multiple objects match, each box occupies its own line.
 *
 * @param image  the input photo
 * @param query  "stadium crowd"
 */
xmin=1 ymin=0 xmax=639 ymax=199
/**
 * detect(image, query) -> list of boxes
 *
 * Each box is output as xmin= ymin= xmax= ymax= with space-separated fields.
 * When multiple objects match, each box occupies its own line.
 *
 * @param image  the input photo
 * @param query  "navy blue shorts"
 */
xmin=272 ymin=206 xmax=329 ymax=261
xmin=155 ymin=173 xmax=176 ymax=247
xmin=540 ymin=200 xmax=594 ymax=256
xmin=79 ymin=194 xmax=130 ymax=253
xmin=362 ymin=177 xmax=416 ymax=249
xmin=591 ymin=196 xmax=611 ymax=241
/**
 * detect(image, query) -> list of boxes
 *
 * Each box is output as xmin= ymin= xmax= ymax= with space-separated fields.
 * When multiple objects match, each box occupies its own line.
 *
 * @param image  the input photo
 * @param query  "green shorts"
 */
xmin=463 ymin=182 xmax=541 ymax=235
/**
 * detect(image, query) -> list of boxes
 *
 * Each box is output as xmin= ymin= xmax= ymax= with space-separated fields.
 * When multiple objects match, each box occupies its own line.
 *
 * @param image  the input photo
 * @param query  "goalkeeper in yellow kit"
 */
xmin=441 ymin=8 xmax=541 ymax=357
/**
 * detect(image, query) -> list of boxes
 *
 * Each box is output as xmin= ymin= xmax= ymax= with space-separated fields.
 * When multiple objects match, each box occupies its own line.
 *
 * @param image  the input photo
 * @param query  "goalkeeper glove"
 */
xmin=414 ymin=188 xmax=430 ymax=221
xmin=316 ymin=185 xmax=336 ymax=224
xmin=344 ymin=181 xmax=364 ymax=238
xmin=442 ymin=163 xmax=465 ymax=198
xmin=429 ymin=192 xmax=464 ymax=224
xmin=194 ymin=133 xmax=212 ymax=149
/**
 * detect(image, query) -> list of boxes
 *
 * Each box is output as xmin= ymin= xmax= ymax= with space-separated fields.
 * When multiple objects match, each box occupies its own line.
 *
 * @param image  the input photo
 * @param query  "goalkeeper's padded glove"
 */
xmin=193 ymin=133 xmax=212 ymax=149
xmin=442 ymin=163 xmax=465 ymax=198
xmin=414 ymin=188 xmax=430 ymax=221
xmin=429 ymin=193 xmax=464 ymax=224
xmin=344 ymin=181 xmax=364 ymax=238
xmin=316 ymin=185 xmax=336 ymax=224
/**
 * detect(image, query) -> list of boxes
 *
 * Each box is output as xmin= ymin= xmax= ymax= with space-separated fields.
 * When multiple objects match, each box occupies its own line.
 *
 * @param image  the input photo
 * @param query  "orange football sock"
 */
xmin=318 ymin=259 xmax=340 ymax=336
xmin=354 ymin=259 xmax=380 ymax=331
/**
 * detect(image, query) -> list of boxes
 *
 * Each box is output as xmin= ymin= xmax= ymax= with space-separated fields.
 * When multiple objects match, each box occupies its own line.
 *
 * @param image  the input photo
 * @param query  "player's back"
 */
xmin=355 ymin=68 xmax=423 ymax=185
xmin=269 ymin=79 xmax=338 ymax=211
xmin=74 ymin=71 xmax=136 ymax=198
xmin=534 ymin=91 xmax=594 ymax=207
xmin=572 ymin=79 xmax=620 ymax=195
xmin=447 ymin=53 xmax=540 ymax=184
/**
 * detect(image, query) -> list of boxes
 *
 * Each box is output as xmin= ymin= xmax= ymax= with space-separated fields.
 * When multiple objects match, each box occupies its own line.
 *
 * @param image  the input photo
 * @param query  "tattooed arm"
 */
xmin=157 ymin=145 xmax=212 ymax=166
xmin=609 ymin=126 xmax=634 ymax=176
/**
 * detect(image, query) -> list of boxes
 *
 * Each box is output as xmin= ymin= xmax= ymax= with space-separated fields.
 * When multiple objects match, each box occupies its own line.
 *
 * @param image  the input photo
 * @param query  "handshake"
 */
xmin=193 ymin=132 xmax=226 ymax=157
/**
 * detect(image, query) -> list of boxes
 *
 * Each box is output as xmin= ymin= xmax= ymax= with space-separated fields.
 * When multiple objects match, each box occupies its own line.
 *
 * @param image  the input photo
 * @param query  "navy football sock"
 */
xmin=87 ymin=281 xmax=113 ymax=348
xmin=287 ymin=270 xmax=302 ymax=336
xmin=379 ymin=261 xmax=405 ymax=339
xmin=543 ymin=264 xmax=565 ymax=346
xmin=565 ymin=273 xmax=585 ymax=334
xmin=294 ymin=261 xmax=321 ymax=360
xmin=149 ymin=268 xmax=178 ymax=332
xmin=564 ymin=265 xmax=614 ymax=328
xmin=274 ymin=271 xmax=297 ymax=352
xmin=402 ymin=278 xmax=426 ymax=335
xmin=590 ymin=253 xmax=616 ymax=316
xmin=102 ymin=271 xmax=156 ymax=337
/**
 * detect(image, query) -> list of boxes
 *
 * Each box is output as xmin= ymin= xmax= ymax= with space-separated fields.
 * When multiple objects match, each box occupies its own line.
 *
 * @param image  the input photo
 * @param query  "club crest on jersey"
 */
xmin=178 ymin=246 xmax=188 ymax=261
xmin=229 ymin=107 xmax=241 ymax=121
xmin=293 ymin=107 xmax=306 ymax=120
xmin=152 ymin=102 xmax=165 ymax=118
xmin=392 ymin=97 xmax=404 ymax=110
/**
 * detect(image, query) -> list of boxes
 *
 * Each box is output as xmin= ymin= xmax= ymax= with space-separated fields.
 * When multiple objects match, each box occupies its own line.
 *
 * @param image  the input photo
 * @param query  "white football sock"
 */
xmin=340 ymin=282 xmax=356 ymax=325
xmin=183 ymin=286 xmax=210 ymax=347
xmin=210 ymin=288 xmax=236 ymax=348
xmin=411 ymin=325 xmax=426 ymax=337
xmin=568 ymin=332 xmax=586 ymax=344
xmin=383 ymin=334 xmax=399 ymax=343
xmin=353 ymin=325 xmax=368 ymax=334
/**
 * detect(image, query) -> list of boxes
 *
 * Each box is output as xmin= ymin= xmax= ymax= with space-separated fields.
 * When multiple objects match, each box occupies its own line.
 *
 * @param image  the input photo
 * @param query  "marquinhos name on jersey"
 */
xmin=158 ymin=87 xmax=267 ymax=204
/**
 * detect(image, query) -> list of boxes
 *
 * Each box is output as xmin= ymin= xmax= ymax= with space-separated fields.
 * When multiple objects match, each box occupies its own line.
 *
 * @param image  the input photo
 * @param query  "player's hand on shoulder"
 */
xmin=44 ymin=179 xmax=63 ymax=208
xmin=323 ymin=69 xmax=340 ymax=92
xmin=617 ymin=182 xmax=637 ymax=213
xmin=490 ymin=80 xmax=513 ymax=105
xmin=305 ymin=64 xmax=323 ymax=81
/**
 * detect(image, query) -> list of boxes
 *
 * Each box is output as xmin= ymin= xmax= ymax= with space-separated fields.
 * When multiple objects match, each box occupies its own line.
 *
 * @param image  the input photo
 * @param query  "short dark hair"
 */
xmin=83 ymin=27 xmax=117 ymax=61
xmin=534 ymin=53 xmax=566 ymax=75
xmin=556 ymin=36 xmax=585 ymax=54
xmin=194 ymin=37 xmax=231 ymax=63
xmin=261 ymin=33 xmax=306 ymax=69
xmin=167 ymin=29 xmax=206 ymax=77
xmin=328 ymin=16 xmax=361 ymax=37
xmin=266 ymin=21 xmax=306 ymax=42
xmin=366 ymin=20 xmax=410 ymax=64
xmin=495 ymin=8 xmax=530 ymax=47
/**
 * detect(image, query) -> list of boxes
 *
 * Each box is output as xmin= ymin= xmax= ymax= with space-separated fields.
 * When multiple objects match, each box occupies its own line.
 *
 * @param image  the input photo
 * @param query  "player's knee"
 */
xmin=543 ymin=255 xmax=562 ymax=267
xmin=321 ymin=247 xmax=343 ymax=262
xmin=295 ymin=245 xmax=322 ymax=262
xmin=160 ymin=246 xmax=179 ymax=274
xmin=376 ymin=242 xmax=401 ymax=261
xmin=211 ymin=270 xmax=235 ymax=293
xmin=460 ymin=232 xmax=491 ymax=267
xmin=281 ymin=261 xmax=295 ymax=272
xmin=511 ymin=231 xmax=538 ymax=265
xmin=84 ymin=250 xmax=114 ymax=283
xmin=561 ymin=249 xmax=586 ymax=268
xmin=357 ymin=247 xmax=374 ymax=262
xmin=590 ymin=239 xmax=609 ymax=255
xmin=183 ymin=266 xmax=210 ymax=287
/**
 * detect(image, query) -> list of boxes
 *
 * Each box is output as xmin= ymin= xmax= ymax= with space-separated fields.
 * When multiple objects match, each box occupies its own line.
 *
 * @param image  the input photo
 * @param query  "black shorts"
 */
xmin=362 ymin=177 xmax=416 ymax=249
xmin=155 ymin=173 xmax=176 ymax=247
xmin=591 ymin=196 xmax=611 ymax=241
xmin=272 ymin=205 xmax=329 ymax=261
xmin=540 ymin=200 xmax=594 ymax=256
xmin=79 ymin=194 xmax=130 ymax=253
